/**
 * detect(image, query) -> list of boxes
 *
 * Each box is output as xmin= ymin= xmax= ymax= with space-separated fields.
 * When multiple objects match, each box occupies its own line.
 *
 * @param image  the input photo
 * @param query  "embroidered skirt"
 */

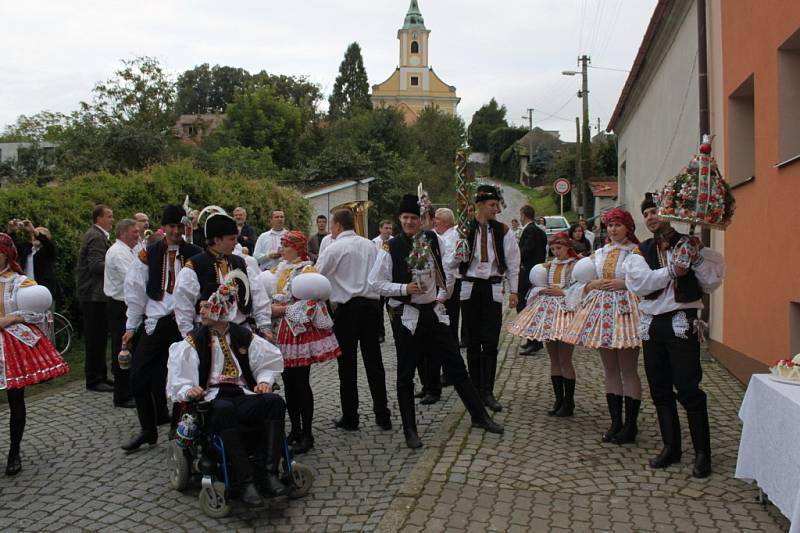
xmin=276 ymin=320 xmax=341 ymax=368
xmin=507 ymin=295 xmax=574 ymax=342
xmin=0 ymin=324 xmax=70 ymax=390
xmin=561 ymin=289 xmax=642 ymax=349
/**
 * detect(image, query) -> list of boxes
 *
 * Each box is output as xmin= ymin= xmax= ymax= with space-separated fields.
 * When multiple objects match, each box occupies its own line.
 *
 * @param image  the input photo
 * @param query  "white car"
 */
xmin=542 ymin=216 xmax=570 ymax=236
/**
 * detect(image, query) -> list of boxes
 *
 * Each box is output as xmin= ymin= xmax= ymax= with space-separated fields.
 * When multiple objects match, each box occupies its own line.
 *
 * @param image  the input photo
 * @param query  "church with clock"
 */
xmin=371 ymin=0 xmax=460 ymax=124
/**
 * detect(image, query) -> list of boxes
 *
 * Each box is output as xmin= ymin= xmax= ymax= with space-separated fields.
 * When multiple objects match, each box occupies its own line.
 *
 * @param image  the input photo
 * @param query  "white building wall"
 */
xmin=615 ymin=1 xmax=700 ymax=241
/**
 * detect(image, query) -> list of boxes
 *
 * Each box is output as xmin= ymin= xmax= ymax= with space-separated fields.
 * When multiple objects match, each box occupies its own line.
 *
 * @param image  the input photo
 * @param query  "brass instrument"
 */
xmin=330 ymin=200 xmax=373 ymax=237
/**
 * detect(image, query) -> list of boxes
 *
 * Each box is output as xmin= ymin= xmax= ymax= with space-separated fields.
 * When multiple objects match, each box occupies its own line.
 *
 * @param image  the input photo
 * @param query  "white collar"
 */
xmin=269 ymin=228 xmax=286 ymax=235
xmin=94 ymin=224 xmax=110 ymax=239
xmin=338 ymin=230 xmax=356 ymax=239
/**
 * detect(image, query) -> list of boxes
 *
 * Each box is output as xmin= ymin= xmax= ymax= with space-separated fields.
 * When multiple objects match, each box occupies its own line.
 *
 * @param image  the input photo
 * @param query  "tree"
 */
xmin=220 ymin=86 xmax=303 ymax=168
xmin=176 ymin=64 xmax=252 ymax=115
xmin=593 ymin=134 xmax=618 ymax=177
xmin=328 ymin=42 xmax=372 ymax=120
xmin=410 ymin=107 xmax=466 ymax=167
xmin=468 ymin=98 xmax=508 ymax=152
xmin=1 ymin=111 xmax=68 ymax=142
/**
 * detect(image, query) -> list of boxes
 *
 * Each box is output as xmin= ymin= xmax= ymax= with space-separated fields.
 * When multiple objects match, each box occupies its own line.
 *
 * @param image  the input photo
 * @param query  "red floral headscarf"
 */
xmin=0 ymin=233 xmax=23 ymax=274
xmin=548 ymin=232 xmax=579 ymax=258
xmin=281 ymin=231 xmax=309 ymax=261
xmin=604 ymin=208 xmax=640 ymax=244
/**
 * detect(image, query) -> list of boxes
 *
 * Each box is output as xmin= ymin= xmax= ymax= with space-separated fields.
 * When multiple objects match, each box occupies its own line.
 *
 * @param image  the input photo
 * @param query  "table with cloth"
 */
xmin=736 ymin=373 xmax=800 ymax=532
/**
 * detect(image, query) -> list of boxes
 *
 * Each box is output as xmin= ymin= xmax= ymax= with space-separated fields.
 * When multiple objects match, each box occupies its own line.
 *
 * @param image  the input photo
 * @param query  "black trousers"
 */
xmin=643 ymin=310 xmax=707 ymax=414
xmin=282 ymin=366 xmax=313 ymax=437
xmin=81 ymin=301 xmax=109 ymax=387
xmin=108 ymin=299 xmax=132 ymax=404
xmin=209 ymin=388 xmax=286 ymax=484
xmin=334 ymin=298 xmax=389 ymax=424
xmin=130 ymin=316 xmax=180 ymax=435
xmin=392 ymin=306 xmax=470 ymax=403
xmin=461 ymin=281 xmax=503 ymax=360
xmin=517 ymin=266 xmax=532 ymax=313
xmin=423 ymin=280 xmax=464 ymax=394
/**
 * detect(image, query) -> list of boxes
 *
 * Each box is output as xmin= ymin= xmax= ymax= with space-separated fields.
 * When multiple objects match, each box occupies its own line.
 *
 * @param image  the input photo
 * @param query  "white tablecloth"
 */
xmin=736 ymin=373 xmax=800 ymax=532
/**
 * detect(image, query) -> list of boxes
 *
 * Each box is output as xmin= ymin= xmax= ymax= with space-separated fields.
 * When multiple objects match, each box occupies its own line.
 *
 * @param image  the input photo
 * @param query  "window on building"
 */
xmin=182 ymin=123 xmax=197 ymax=136
xmin=411 ymin=41 xmax=419 ymax=54
xmin=410 ymin=76 xmax=419 ymax=86
xmin=778 ymin=28 xmax=800 ymax=166
xmin=728 ymin=74 xmax=755 ymax=185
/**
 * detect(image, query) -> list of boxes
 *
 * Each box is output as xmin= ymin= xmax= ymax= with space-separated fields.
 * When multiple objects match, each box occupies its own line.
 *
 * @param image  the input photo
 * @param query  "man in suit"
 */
xmin=517 ymin=205 xmax=548 ymax=356
xmin=233 ymin=207 xmax=258 ymax=253
xmin=76 ymin=204 xmax=115 ymax=392
xmin=8 ymin=219 xmax=58 ymax=302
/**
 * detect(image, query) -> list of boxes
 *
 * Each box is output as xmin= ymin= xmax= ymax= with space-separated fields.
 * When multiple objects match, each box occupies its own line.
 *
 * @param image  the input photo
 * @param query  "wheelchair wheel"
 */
xmin=50 ymin=312 xmax=73 ymax=356
xmin=167 ymin=441 xmax=190 ymax=491
xmin=288 ymin=462 xmax=313 ymax=499
xmin=199 ymin=480 xmax=231 ymax=518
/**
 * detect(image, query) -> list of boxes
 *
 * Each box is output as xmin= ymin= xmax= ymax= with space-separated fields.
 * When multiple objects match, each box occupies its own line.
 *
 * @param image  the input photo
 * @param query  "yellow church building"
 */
xmin=371 ymin=0 xmax=460 ymax=124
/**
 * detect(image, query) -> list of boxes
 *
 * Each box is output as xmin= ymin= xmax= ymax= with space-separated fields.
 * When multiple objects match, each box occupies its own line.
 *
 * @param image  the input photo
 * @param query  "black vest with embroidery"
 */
xmin=187 ymin=251 xmax=253 ymax=315
xmin=388 ymin=230 xmax=446 ymax=304
xmin=189 ymin=323 xmax=256 ymax=390
xmin=638 ymin=234 xmax=702 ymax=303
xmin=145 ymin=240 xmax=203 ymax=301
xmin=459 ymin=219 xmax=508 ymax=276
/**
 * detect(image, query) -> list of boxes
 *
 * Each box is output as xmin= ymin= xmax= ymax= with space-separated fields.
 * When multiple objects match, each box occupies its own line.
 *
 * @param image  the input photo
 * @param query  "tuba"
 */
xmin=331 ymin=200 xmax=373 ymax=237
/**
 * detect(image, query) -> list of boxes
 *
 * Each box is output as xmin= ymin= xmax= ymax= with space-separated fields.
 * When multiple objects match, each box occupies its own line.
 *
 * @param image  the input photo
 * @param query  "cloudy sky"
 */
xmin=0 ymin=0 xmax=656 ymax=141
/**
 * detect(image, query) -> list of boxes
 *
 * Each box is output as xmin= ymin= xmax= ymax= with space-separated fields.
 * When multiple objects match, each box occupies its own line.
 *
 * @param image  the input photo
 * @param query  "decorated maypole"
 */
xmin=453 ymin=148 xmax=472 ymax=262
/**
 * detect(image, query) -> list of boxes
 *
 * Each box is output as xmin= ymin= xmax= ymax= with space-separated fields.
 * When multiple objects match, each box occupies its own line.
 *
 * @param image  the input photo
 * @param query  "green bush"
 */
xmin=0 ymin=160 xmax=309 ymax=327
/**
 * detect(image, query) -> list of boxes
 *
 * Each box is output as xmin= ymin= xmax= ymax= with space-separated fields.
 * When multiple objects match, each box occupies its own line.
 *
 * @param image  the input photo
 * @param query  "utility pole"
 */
xmin=575 ymin=117 xmax=583 ymax=216
xmin=597 ymin=117 xmax=602 ymax=136
xmin=577 ymin=54 xmax=592 ymax=218
xmin=521 ymin=108 xmax=534 ymax=185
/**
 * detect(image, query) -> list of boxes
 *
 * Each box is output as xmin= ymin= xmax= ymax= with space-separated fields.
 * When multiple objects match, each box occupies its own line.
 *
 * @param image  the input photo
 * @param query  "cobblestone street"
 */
xmin=0 ymin=313 xmax=791 ymax=532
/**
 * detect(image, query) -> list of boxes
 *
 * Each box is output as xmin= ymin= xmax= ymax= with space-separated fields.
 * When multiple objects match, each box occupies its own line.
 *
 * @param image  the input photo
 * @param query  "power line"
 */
xmin=589 ymin=65 xmax=631 ymax=73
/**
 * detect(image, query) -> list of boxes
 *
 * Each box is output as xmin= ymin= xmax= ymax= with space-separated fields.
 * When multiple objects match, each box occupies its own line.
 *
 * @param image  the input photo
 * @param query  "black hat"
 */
xmin=398 ymin=194 xmax=420 ymax=216
xmin=205 ymin=213 xmax=238 ymax=241
xmin=161 ymin=204 xmax=186 ymax=226
xmin=641 ymin=192 xmax=657 ymax=214
xmin=475 ymin=184 xmax=501 ymax=203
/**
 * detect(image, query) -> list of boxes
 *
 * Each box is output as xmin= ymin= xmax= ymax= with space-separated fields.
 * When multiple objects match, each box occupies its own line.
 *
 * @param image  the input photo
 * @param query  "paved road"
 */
xmin=0 ymin=313 xmax=790 ymax=532
xmin=496 ymin=182 xmax=528 ymax=228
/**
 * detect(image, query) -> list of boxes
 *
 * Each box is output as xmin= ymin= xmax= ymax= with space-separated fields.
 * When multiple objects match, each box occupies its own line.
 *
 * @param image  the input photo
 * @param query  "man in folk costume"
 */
xmin=167 ymin=279 xmax=287 ymax=506
xmin=624 ymin=194 xmax=725 ymax=478
xmin=459 ymin=184 xmax=521 ymax=412
xmin=369 ymin=194 xmax=503 ymax=449
xmin=174 ymin=214 xmax=272 ymax=339
xmin=121 ymin=205 xmax=203 ymax=452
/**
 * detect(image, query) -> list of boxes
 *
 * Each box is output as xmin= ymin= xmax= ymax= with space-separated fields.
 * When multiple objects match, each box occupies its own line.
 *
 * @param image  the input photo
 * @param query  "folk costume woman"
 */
xmin=562 ymin=208 xmax=643 ymax=445
xmin=271 ymin=231 xmax=340 ymax=454
xmin=0 ymin=233 xmax=69 ymax=476
xmin=508 ymin=232 xmax=579 ymax=417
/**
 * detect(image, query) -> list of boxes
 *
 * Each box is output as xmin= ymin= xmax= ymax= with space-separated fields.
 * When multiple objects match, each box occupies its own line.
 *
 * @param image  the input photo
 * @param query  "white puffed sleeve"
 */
xmin=369 ymin=249 xmax=406 ymax=297
xmin=166 ymin=340 xmax=200 ymax=403
xmin=124 ymin=258 xmax=149 ymax=331
xmin=693 ymin=247 xmax=725 ymax=293
xmin=248 ymin=335 xmax=284 ymax=386
xmin=247 ymin=262 xmax=272 ymax=331
xmin=526 ymin=264 xmax=549 ymax=305
xmin=564 ymin=256 xmax=596 ymax=310
xmin=173 ymin=267 xmax=201 ymax=337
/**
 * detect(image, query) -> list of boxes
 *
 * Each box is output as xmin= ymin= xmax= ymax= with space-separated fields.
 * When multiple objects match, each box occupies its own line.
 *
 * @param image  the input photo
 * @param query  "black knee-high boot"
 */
xmin=602 ymin=394 xmax=623 ymax=443
xmin=6 ymin=388 xmax=25 ymax=476
xmin=611 ymin=396 xmax=641 ymax=445
xmin=554 ymin=378 xmax=575 ymax=417
xmin=649 ymin=403 xmax=682 ymax=469
xmin=687 ymin=409 xmax=711 ymax=478
xmin=547 ymin=376 xmax=564 ymax=416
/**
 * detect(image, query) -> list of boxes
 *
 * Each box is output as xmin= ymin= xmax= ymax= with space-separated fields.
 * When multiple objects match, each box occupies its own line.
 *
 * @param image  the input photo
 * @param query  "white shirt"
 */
xmin=253 ymin=228 xmax=288 ymax=271
xmin=166 ymin=330 xmax=283 ymax=402
xmin=461 ymin=222 xmax=521 ymax=300
xmin=104 ymin=240 xmax=135 ymax=302
xmin=315 ymin=230 xmax=379 ymax=304
xmin=368 ymin=233 xmax=453 ymax=333
xmin=372 ymin=234 xmax=390 ymax=251
xmin=625 ymin=246 xmax=725 ymax=316
xmin=173 ymin=255 xmax=271 ymax=336
xmin=319 ymin=233 xmax=334 ymax=255
xmin=437 ymin=226 xmax=460 ymax=275
xmin=24 ymin=246 xmax=38 ymax=280
xmin=124 ymin=245 xmax=185 ymax=334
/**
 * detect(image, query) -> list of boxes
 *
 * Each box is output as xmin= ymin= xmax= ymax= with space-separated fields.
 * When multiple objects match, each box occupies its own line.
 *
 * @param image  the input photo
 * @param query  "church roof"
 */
xmin=402 ymin=0 xmax=427 ymax=30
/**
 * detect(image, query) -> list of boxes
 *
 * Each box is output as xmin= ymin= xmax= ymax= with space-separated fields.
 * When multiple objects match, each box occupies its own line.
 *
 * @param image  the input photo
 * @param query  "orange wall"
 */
xmin=721 ymin=1 xmax=800 ymax=365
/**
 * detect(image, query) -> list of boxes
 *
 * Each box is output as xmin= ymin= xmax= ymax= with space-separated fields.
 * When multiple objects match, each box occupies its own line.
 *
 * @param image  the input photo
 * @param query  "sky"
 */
xmin=0 ymin=0 xmax=657 ymax=142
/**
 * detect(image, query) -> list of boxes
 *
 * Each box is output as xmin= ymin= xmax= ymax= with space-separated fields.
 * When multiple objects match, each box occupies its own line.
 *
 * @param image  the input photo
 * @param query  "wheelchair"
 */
xmin=166 ymin=399 xmax=313 ymax=518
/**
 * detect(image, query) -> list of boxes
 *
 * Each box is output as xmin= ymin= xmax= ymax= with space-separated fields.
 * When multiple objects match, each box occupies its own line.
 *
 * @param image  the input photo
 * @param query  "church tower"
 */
xmin=371 ymin=0 xmax=460 ymax=124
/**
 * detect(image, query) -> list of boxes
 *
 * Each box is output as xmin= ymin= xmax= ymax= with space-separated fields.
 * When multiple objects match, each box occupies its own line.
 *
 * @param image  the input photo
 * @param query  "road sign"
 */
xmin=553 ymin=178 xmax=571 ymax=196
